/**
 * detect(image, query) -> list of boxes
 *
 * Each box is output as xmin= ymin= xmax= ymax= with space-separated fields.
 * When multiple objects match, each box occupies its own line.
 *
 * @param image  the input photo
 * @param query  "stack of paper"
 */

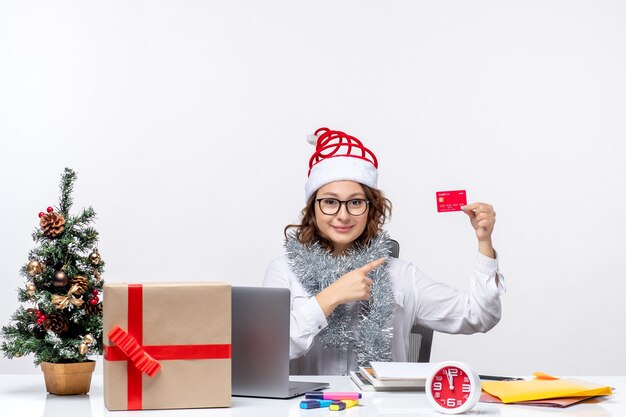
xmin=370 ymin=362 xmax=433 ymax=380
xmin=350 ymin=362 xmax=432 ymax=391
xmin=481 ymin=372 xmax=613 ymax=408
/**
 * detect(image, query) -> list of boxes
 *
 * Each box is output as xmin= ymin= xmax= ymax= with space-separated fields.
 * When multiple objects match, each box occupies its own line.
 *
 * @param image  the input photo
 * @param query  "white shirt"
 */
xmin=262 ymin=253 xmax=505 ymax=375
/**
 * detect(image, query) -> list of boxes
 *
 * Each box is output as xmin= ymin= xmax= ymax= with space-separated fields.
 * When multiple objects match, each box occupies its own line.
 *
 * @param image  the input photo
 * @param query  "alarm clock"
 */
xmin=425 ymin=361 xmax=482 ymax=414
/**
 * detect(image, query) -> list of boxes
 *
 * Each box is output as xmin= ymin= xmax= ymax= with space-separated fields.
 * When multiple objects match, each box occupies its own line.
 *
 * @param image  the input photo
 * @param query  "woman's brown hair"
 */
xmin=284 ymin=184 xmax=392 ymax=252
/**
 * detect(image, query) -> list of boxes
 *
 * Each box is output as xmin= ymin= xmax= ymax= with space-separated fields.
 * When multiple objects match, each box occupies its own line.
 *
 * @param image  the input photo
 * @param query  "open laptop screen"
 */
xmin=231 ymin=286 xmax=327 ymax=398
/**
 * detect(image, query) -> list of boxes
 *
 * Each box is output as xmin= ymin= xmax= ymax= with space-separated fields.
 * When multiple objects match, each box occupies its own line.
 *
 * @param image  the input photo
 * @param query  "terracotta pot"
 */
xmin=40 ymin=360 xmax=96 ymax=395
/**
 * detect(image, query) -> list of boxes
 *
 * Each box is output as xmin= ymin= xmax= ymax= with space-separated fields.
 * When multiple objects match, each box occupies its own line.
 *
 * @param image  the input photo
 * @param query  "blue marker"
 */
xmin=300 ymin=399 xmax=334 ymax=409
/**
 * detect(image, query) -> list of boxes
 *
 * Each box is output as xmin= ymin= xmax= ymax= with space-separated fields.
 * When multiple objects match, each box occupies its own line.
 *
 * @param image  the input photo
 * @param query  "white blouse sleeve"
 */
xmin=262 ymin=257 xmax=328 ymax=359
xmin=402 ymin=253 xmax=505 ymax=334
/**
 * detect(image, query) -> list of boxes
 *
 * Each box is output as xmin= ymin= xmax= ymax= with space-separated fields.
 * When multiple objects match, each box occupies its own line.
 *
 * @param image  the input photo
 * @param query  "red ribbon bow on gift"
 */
xmin=104 ymin=284 xmax=232 ymax=410
xmin=108 ymin=326 xmax=161 ymax=376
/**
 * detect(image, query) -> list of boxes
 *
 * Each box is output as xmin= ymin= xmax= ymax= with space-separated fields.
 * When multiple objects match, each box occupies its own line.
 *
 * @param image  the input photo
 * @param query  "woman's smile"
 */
xmin=331 ymin=225 xmax=354 ymax=233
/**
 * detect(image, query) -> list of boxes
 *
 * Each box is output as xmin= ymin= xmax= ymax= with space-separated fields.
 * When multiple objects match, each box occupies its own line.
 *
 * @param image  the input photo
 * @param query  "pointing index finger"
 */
xmin=359 ymin=258 xmax=386 ymax=273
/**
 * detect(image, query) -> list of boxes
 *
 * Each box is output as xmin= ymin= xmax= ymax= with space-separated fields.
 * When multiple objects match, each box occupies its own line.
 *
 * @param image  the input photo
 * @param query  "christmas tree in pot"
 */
xmin=1 ymin=168 xmax=105 ymax=395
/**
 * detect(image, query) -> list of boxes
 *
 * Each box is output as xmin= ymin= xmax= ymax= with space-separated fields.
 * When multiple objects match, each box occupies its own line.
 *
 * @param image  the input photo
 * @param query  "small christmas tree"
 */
xmin=1 ymin=168 xmax=104 ymax=365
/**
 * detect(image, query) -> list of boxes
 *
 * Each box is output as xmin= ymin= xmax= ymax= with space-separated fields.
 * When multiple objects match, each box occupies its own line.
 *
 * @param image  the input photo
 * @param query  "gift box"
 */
xmin=103 ymin=282 xmax=231 ymax=410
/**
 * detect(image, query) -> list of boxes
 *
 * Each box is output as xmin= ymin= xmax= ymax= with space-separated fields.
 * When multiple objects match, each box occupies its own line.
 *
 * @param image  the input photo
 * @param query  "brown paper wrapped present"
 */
xmin=103 ymin=282 xmax=231 ymax=410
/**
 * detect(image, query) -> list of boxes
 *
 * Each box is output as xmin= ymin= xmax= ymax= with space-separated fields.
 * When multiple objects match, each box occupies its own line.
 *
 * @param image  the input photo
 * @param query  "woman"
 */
xmin=263 ymin=127 xmax=505 ymax=376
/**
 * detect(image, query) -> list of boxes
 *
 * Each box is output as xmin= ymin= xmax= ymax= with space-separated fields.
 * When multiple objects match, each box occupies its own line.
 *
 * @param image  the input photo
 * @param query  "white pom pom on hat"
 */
xmin=306 ymin=134 xmax=319 ymax=145
xmin=304 ymin=127 xmax=379 ymax=203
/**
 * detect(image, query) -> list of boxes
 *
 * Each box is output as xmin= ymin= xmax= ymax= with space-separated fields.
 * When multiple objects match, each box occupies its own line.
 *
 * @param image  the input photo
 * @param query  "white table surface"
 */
xmin=0 ymin=374 xmax=620 ymax=417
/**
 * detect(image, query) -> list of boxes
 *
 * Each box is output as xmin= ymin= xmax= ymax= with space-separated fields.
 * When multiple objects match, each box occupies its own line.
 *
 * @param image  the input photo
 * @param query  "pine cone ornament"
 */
xmin=40 ymin=212 xmax=66 ymax=237
xmin=85 ymin=301 xmax=102 ymax=316
xmin=44 ymin=313 xmax=69 ymax=334
xmin=70 ymin=275 xmax=89 ymax=295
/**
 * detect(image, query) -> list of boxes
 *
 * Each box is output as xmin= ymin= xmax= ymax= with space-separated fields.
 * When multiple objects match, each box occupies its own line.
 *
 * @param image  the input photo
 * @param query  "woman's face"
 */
xmin=314 ymin=181 xmax=369 ymax=255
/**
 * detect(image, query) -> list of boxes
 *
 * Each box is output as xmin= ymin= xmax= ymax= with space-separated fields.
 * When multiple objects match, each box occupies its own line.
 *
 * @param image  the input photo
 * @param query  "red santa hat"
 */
xmin=304 ymin=127 xmax=379 ymax=202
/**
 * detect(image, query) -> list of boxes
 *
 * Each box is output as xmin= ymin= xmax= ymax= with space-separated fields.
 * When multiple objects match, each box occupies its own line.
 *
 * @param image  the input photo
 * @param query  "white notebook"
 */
xmin=370 ymin=362 xmax=434 ymax=380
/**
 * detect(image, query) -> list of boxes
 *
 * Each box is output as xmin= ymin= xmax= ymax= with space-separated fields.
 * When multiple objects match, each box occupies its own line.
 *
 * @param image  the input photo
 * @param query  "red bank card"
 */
xmin=436 ymin=190 xmax=467 ymax=212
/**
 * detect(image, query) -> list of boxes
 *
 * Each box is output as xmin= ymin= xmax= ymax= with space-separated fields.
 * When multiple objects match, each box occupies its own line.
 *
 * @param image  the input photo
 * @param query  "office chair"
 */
xmin=389 ymin=239 xmax=434 ymax=363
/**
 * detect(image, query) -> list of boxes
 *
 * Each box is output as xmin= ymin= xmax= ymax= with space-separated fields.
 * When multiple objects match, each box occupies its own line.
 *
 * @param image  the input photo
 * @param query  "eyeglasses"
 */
xmin=316 ymin=198 xmax=370 ymax=216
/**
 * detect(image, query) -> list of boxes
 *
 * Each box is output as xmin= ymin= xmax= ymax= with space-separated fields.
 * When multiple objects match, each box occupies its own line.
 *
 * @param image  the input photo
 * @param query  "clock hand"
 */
xmin=446 ymin=370 xmax=454 ymax=390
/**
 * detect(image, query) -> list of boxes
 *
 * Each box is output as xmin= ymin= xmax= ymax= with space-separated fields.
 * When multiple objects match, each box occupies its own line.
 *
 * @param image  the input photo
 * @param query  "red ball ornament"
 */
xmin=47 ymin=206 xmax=54 ymax=213
xmin=92 ymin=289 xmax=99 ymax=296
xmin=38 ymin=212 xmax=45 ymax=218
xmin=35 ymin=310 xmax=42 ymax=317
xmin=37 ymin=315 xmax=47 ymax=325
xmin=89 ymin=296 xmax=99 ymax=305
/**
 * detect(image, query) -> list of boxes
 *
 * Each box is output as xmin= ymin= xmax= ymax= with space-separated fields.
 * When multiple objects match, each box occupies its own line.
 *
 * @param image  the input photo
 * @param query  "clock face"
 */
xmin=429 ymin=365 xmax=475 ymax=410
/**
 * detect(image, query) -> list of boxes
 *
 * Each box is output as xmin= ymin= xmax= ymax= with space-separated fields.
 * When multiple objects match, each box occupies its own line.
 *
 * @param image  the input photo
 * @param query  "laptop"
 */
xmin=231 ymin=286 xmax=329 ymax=398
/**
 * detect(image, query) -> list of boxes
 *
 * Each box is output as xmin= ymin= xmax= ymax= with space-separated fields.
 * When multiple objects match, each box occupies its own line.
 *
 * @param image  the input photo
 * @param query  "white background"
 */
xmin=1 ymin=0 xmax=625 ymax=376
